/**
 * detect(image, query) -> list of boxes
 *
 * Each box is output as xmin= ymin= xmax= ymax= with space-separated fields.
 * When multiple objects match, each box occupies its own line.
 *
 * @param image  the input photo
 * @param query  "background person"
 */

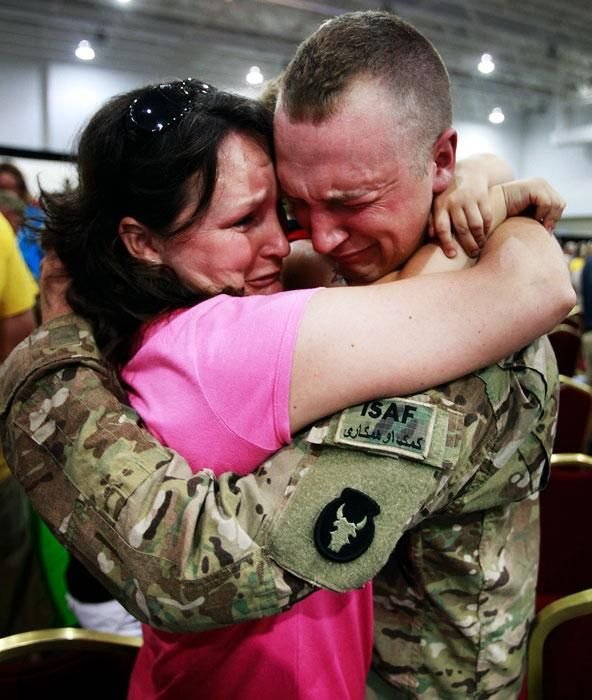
xmin=0 ymin=189 xmax=26 ymax=237
xmin=0 ymin=212 xmax=37 ymax=360
xmin=0 ymin=162 xmax=45 ymax=281
xmin=0 ymin=210 xmax=49 ymax=636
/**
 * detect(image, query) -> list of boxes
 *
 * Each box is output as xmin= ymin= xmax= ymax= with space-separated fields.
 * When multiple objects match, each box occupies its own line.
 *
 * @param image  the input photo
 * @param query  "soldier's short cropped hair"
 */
xmin=280 ymin=11 xmax=453 ymax=162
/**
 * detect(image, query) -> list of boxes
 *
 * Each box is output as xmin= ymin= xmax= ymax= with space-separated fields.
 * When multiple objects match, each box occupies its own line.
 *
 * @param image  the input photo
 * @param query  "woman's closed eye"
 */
xmin=232 ymin=212 xmax=258 ymax=231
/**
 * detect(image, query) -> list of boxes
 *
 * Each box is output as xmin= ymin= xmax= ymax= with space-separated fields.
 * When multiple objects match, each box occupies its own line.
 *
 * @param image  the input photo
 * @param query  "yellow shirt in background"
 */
xmin=0 ymin=212 xmax=38 ymax=480
xmin=0 ymin=213 xmax=38 ymax=318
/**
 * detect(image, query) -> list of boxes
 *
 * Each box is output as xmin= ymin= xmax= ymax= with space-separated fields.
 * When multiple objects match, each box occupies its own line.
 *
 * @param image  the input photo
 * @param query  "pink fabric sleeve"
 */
xmin=194 ymin=289 xmax=318 ymax=451
xmin=123 ymin=288 xmax=320 ymax=472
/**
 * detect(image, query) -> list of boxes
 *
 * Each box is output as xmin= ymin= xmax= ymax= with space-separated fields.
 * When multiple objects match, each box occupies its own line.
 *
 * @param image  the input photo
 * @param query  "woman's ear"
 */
xmin=118 ymin=217 xmax=162 ymax=264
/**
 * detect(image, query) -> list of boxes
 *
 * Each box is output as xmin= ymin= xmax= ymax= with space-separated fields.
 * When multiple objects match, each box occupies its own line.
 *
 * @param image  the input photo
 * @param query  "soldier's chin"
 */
xmin=339 ymin=264 xmax=383 ymax=286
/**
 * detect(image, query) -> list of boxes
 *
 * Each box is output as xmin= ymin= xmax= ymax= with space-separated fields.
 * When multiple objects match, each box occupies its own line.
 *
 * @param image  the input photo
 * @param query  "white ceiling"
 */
xmin=1 ymin=0 xmax=592 ymax=122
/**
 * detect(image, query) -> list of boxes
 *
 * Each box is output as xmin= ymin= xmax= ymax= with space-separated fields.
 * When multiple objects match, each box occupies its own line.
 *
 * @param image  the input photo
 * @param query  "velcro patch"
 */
xmin=49 ymin=325 xmax=81 ymax=348
xmin=334 ymin=398 xmax=436 ymax=460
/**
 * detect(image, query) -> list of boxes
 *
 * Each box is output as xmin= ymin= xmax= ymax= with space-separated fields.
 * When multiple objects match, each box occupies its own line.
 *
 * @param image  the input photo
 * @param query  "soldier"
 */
xmin=0 ymin=11 xmax=574 ymax=700
xmin=273 ymin=12 xmax=563 ymax=697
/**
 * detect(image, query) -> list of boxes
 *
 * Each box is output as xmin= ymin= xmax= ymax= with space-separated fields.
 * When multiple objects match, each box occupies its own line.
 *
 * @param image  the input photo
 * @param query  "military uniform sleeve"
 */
xmin=266 ymin=338 xmax=559 ymax=590
xmin=0 ymin=314 xmax=435 ymax=632
xmin=0 ymin=315 xmax=315 ymax=631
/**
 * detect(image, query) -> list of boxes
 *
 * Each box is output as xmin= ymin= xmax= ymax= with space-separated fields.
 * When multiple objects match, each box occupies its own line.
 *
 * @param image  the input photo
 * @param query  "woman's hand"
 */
xmin=430 ymin=175 xmax=566 ymax=260
xmin=428 ymin=170 xmax=492 ymax=259
xmin=500 ymin=177 xmax=566 ymax=233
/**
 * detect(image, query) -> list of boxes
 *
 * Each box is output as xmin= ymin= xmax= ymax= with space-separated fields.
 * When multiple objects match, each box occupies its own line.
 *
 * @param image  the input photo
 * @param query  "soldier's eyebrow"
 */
xmin=325 ymin=189 xmax=370 ymax=203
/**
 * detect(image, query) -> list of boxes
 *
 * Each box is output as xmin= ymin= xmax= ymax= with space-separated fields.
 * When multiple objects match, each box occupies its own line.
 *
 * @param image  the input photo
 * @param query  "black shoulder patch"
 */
xmin=314 ymin=488 xmax=380 ymax=562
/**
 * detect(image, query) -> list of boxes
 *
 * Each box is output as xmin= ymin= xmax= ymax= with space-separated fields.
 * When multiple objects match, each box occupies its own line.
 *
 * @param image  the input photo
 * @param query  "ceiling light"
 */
xmin=116 ymin=0 xmax=132 ymax=4
xmin=488 ymin=107 xmax=505 ymax=124
xmin=75 ymin=40 xmax=95 ymax=61
xmin=577 ymin=82 xmax=592 ymax=101
xmin=246 ymin=66 xmax=264 ymax=86
xmin=478 ymin=53 xmax=495 ymax=75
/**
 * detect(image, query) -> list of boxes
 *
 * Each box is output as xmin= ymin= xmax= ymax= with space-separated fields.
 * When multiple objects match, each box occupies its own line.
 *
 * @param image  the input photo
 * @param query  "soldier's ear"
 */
xmin=118 ymin=217 xmax=163 ymax=265
xmin=431 ymin=128 xmax=457 ymax=194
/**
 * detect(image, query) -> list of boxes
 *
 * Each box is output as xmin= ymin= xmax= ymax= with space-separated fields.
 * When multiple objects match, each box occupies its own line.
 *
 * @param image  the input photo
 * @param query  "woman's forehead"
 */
xmin=215 ymin=132 xmax=275 ymax=191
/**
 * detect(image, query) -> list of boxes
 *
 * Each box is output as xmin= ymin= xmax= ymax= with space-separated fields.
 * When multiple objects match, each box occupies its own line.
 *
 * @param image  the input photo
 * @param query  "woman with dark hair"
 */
xmin=41 ymin=79 xmax=571 ymax=699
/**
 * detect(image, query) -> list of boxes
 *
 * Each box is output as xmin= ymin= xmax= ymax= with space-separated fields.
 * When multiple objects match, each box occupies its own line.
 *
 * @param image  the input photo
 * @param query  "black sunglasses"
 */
xmin=128 ymin=79 xmax=217 ymax=134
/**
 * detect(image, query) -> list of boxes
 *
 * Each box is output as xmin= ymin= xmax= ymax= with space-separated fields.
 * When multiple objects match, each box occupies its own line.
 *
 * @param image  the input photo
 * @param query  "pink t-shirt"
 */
xmin=122 ymin=292 xmax=373 ymax=700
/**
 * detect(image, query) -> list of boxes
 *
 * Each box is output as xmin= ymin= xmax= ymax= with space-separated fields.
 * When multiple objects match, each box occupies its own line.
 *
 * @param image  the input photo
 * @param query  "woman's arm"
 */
xmin=289 ymin=217 xmax=574 ymax=432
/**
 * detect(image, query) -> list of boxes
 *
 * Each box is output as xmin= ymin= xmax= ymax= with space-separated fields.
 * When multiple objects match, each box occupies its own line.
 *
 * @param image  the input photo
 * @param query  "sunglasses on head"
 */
xmin=128 ymin=79 xmax=217 ymax=134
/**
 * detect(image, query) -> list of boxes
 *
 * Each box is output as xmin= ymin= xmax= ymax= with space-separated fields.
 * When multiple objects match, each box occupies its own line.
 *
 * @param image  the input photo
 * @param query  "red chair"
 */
xmin=537 ymin=453 xmax=592 ymax=604
xmin=0 ymin=627 xmax=142 ymax=700
xmin=548 ymin=324 xmax=582 ymax=377
xmin=553 ymin=376 xmax=592 ymax=454
xmin=527 ymin=454 xmax=592 ymax=698
xmin=527 ymin=589 xmax=592 ymax=700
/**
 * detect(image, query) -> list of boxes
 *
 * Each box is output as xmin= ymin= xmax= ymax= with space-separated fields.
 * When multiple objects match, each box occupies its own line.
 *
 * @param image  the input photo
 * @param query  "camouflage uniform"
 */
xmin=368 ymin=347 xmax=558 ymax=699
xmin=0 ymin=315 xmax=557 ymax=698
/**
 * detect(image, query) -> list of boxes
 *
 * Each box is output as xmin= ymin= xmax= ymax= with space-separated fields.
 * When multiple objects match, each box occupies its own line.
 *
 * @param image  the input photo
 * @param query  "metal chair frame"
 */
xmin=0 ymin=626 xmax=141 ymax=662
xmin=527 ymin=588 xmax=592 ymax=700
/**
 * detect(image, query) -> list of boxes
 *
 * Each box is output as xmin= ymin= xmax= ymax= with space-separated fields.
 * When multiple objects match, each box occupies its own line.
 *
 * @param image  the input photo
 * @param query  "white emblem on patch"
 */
xmin=328 ymin=504 xmax=367 ymax=553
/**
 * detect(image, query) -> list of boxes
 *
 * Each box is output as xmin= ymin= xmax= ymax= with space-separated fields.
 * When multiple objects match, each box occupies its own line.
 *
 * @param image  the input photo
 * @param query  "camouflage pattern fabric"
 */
xmin=0 ymin=314 xmax=473 ymax=631
xmin=0 ymin=316 xmax=326 ymax=632
xmin=0 ymin=313 xmax=558 ymax=699
xmin=370 ymin=341 xmax=558 ymax=699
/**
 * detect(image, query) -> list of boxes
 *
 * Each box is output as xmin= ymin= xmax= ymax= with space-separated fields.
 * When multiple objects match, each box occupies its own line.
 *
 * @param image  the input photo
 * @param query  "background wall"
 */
xmin=0 ymin=57 xmax=589 ymax=235
xmin=521 ymin=109 xmax=592 ymax=220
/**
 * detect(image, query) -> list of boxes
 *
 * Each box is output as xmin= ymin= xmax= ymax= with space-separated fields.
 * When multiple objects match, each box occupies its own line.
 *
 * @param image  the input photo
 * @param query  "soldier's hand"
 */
xmin=40 ymin=250 xmax=73 ymax=322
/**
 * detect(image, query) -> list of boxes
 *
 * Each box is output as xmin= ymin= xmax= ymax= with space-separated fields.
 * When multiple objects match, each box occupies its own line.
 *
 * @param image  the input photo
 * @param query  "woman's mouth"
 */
xmin=247 ymin=269 xmax=283 ymax=291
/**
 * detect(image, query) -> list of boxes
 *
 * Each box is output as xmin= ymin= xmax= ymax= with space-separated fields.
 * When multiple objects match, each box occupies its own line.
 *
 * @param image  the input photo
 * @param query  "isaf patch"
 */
xmin=314 ymin=488 xmax=380 ymax=562
xmin=334 ymin=398 xmax=436 ymax=460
